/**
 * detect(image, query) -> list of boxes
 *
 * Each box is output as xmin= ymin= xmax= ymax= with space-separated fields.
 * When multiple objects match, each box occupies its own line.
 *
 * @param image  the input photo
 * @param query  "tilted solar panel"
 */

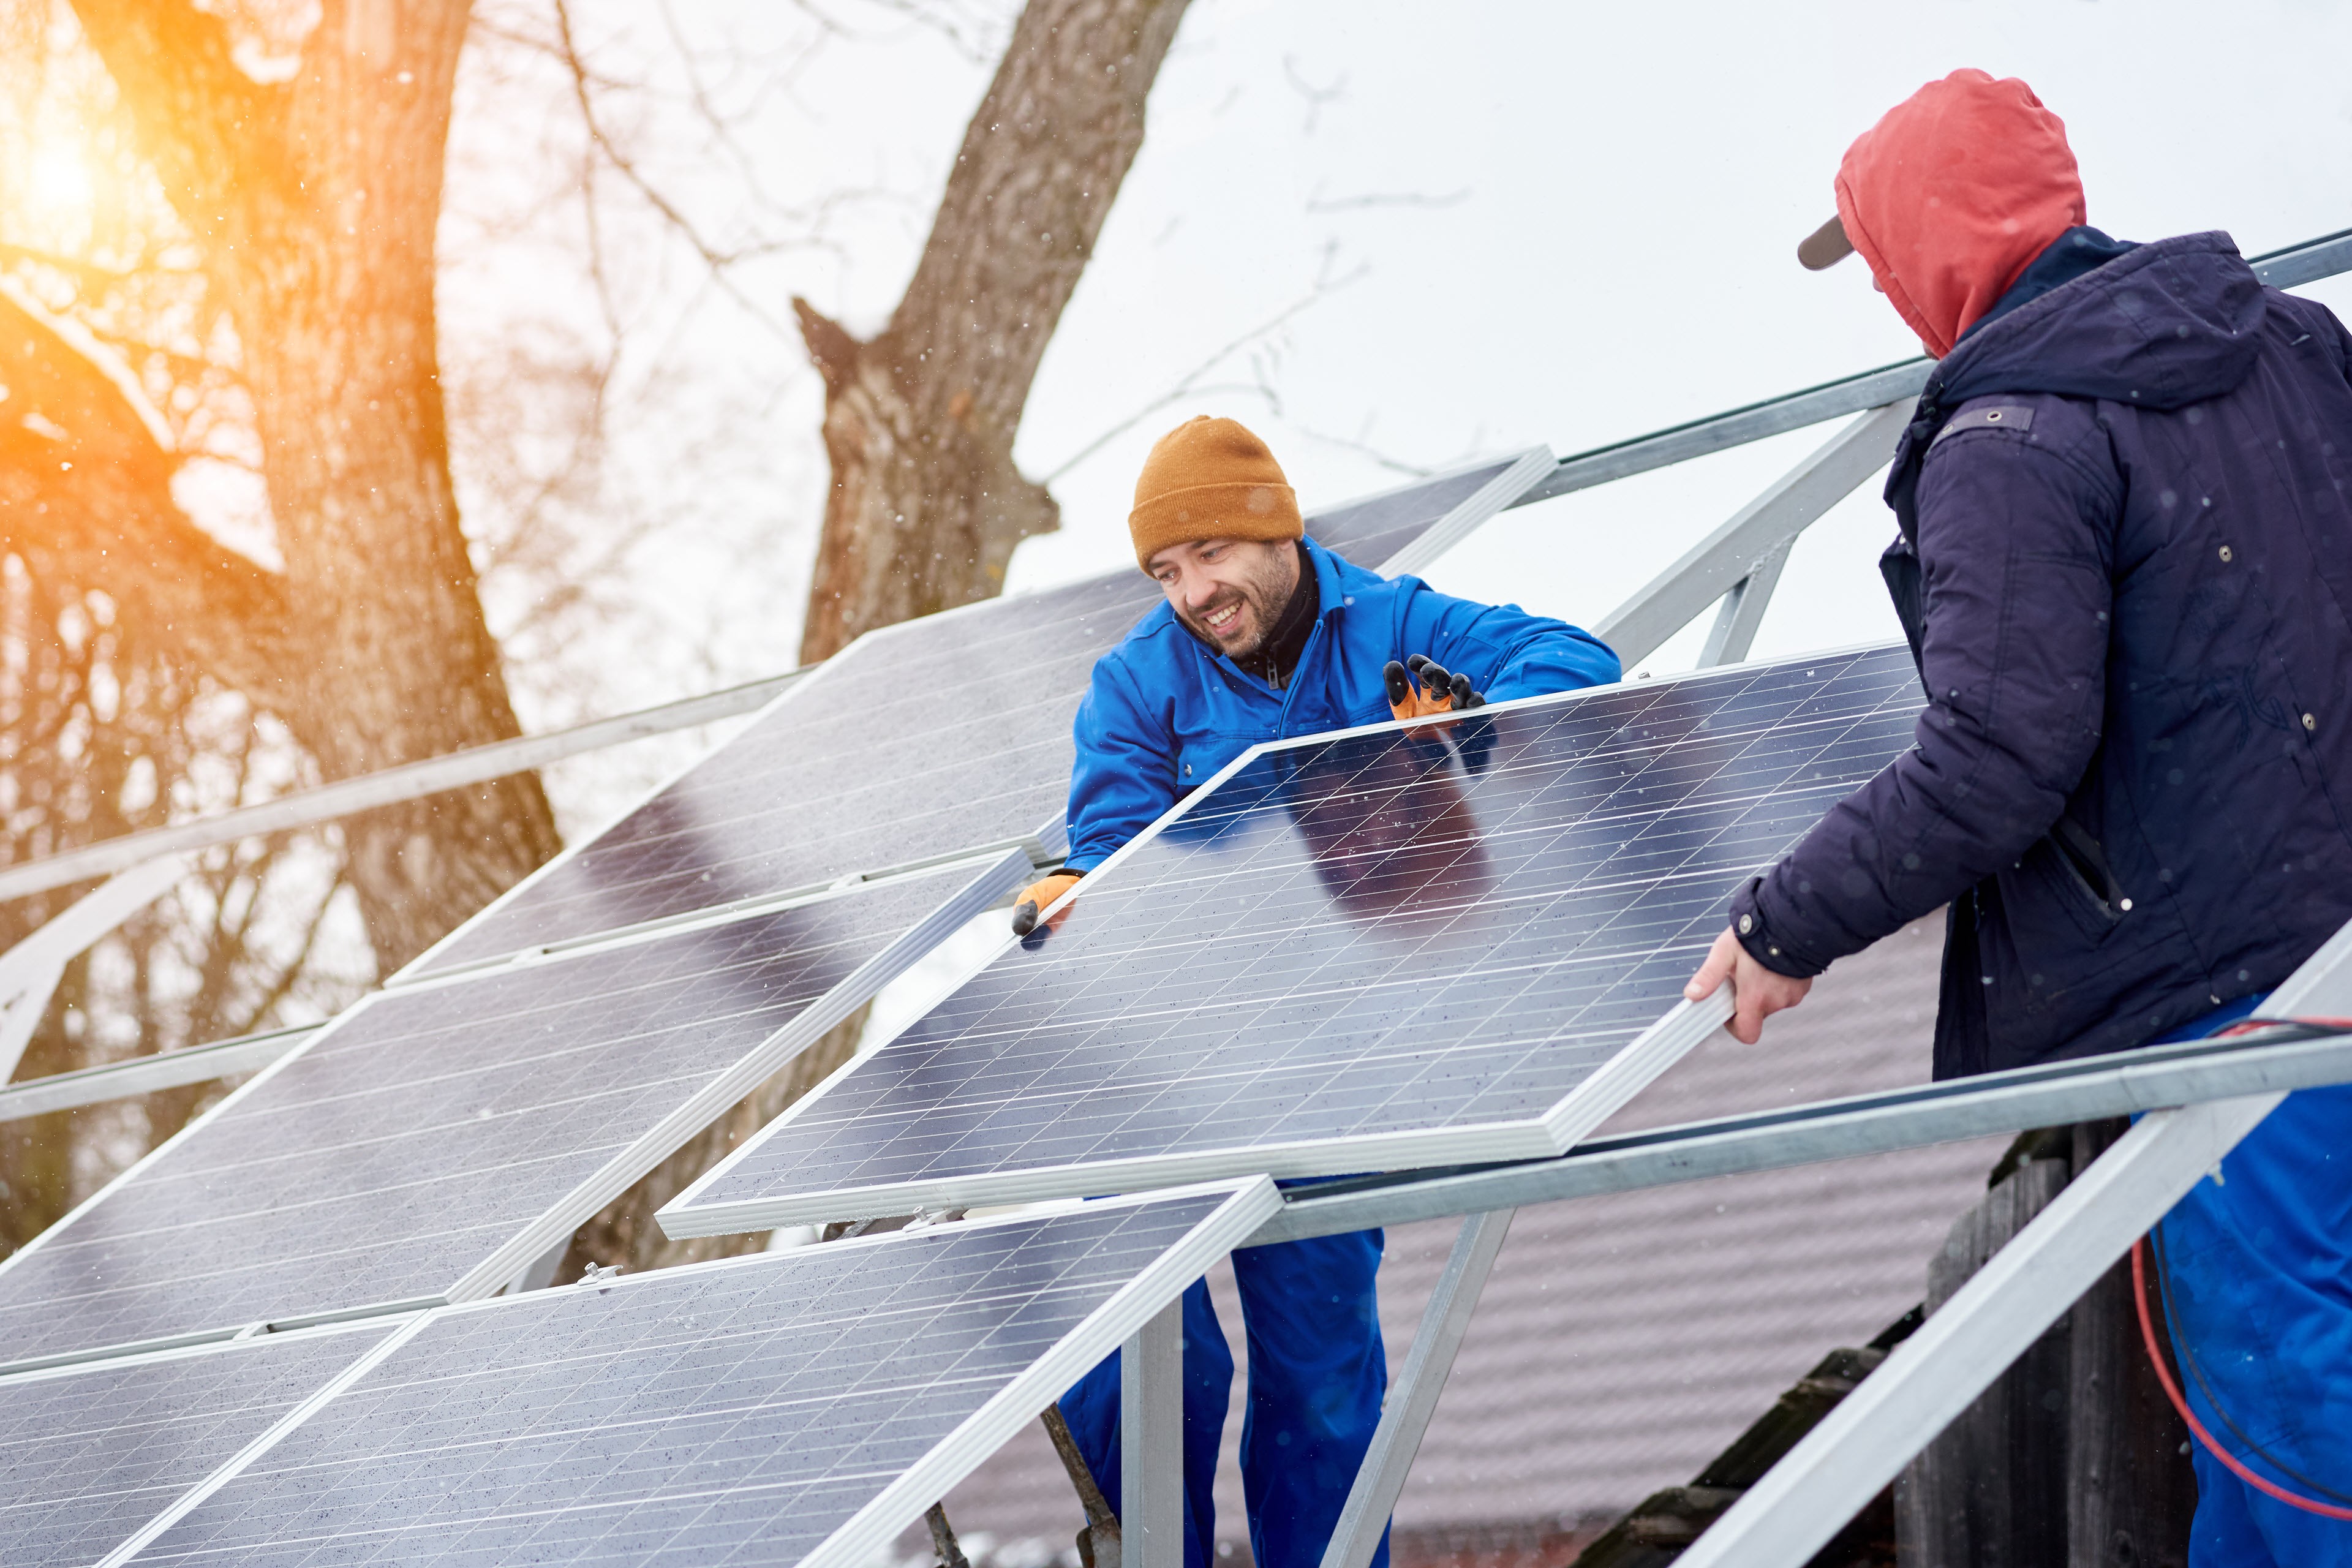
xmin=409 ymin=454 xmax=1548 ymax=978
xmin=659 ymin=646 xmax=1927 ymax=1234
xmin=118 ymin=1183 xmax=1278 ymax=1568
xmin=0 ymin=1318 xmax=398 ymax=1568
xmin=0 ymin=858 xmax=1020 ymax=1373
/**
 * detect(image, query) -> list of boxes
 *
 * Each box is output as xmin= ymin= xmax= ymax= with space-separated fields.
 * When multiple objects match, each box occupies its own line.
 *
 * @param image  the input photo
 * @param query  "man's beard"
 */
xmin=1176 ymin=551 xmax=1294 ymax=658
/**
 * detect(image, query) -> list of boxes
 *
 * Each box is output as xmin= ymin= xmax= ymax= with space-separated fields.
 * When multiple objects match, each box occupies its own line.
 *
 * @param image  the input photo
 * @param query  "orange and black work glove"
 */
xmin=1384 ymin=655 xmax=1485 ymax=723
xmin=1011 ymin=871 xmax=1083 ymax=937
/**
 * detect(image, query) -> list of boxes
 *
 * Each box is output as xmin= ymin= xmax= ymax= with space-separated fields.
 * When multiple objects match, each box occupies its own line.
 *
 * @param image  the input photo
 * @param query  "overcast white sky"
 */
xmin=449 ymin=0 xmax=2352 ymax=818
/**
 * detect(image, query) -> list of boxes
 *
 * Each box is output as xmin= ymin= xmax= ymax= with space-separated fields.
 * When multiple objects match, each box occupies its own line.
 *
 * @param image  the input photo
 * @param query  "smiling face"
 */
xmin=1147 ymin=538 xmax=1302 ymax=659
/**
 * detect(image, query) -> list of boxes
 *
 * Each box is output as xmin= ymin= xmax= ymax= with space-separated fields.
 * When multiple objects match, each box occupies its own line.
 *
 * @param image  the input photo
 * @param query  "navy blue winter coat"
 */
xmin=1732 ymin=232 xmax=2352 ymax=1077
xmin=1063 ymin=539 xmax=1618 ymax=873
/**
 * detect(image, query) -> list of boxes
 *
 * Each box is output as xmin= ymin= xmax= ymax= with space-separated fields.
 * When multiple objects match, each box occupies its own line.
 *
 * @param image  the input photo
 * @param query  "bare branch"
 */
xmin=1038 ymin=263 xmax=1368 ymax=485
xmin=548 ymin=0 xmax=801 ymax=347
xmin=1282 ymin=54 xmax=1346 ymax=134
xmin=1305 ymin=188 xmax=1471 ymax=214
xmin=0 ymin=288 xmax=298 ymax=701
xmin=66 ymin=0 xmax=290 ymax=247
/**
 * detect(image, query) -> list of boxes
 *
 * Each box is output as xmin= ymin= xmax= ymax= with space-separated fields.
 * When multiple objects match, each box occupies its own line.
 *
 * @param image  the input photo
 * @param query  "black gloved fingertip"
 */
xmin=1450 ymin=672 xmax=1473 ymax=704
xmin=1406 ymin=654 xmax=1431 ymax=676
xmin=1463 ymin=691 xmax=1487 ymax=709
xmin=1383 ymin=661 xmax=1411 ymax=704
xmin=1011 ymin=901 xmax=1040 ymax=937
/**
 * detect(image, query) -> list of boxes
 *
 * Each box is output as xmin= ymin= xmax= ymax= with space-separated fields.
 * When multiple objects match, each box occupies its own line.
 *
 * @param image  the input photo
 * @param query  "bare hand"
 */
xmin=1685 ymin=925 xmax=1814 ymax=1044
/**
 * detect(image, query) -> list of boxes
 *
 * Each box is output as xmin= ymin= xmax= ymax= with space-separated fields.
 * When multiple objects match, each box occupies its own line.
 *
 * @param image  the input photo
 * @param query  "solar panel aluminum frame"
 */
xmin=388 ymin=631 xmax=1053 ymax=989
xmin=113 ymin=1180 xmax=1282 ymax=1568
xmin=650 ymin=646 xmax=1893 ymax=1237
xmin=390 ymin=448 xmax=1557 ymax=987
xmin=1357 ymin=445 xmax=1554 ymax=579
xmin=90 ymin=1314 xmax=434 ymax=1568
xmin=0 ymin=1313 xmax=418 ymax=1568
xmin=0 ymin=850 xmax=1033 ymax=1376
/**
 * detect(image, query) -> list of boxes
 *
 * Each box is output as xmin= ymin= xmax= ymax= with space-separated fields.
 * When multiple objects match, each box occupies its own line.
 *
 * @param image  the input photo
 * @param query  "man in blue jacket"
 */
xmin=1032 ymin=414 xmax=1618 ymax=1568
xmin=1686 ymin=70 xmax=2352 ymax=1563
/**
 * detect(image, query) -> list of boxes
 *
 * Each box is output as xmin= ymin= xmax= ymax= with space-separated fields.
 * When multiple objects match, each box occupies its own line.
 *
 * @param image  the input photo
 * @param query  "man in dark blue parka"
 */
xmin=1687 ymin=69 xmax=2352 ymax=1563
xmin=1032 ymin=415 xmax=1618 ymax=1568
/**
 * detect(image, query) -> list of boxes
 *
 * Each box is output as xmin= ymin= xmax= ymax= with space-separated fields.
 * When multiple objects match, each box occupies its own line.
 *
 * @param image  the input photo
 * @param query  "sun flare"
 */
xmin=26 ymin=141 xmax=94 ymax=217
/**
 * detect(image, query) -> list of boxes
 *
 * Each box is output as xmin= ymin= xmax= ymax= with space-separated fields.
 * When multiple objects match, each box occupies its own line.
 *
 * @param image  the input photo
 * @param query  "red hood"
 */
xmin=1834 ymin=69 xmax=2086 ymax=357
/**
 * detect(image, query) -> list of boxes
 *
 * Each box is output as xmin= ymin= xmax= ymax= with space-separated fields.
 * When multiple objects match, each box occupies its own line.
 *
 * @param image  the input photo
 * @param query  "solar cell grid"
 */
xmin=122 ymin=1183 xmax=1278 ymax=1568
xmin=410 ymin=456 xmax=1536 ymax=977
xmin=0 ymin=1319 xmax=396 ymax=1568
xmin=660 ymin=646 xmax=1927 ymax=1233
xmin=0 ymin=859 xmax=1016 ymax=1373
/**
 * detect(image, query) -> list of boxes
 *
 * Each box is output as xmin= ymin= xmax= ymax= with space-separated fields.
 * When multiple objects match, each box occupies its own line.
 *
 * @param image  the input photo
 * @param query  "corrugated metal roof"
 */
xmin=919 ymin=916 xmax=2005 ymax=1562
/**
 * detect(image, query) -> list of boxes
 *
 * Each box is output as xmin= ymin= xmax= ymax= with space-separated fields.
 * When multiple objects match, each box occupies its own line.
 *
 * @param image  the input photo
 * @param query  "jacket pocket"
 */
xmin=2017 ymin=823 xmax=2124 ymax=944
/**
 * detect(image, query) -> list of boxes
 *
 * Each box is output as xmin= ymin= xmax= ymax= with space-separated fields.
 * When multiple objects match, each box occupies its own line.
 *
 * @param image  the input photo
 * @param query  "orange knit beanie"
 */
xmin=1128 ymin=416 xmax=1303 ymax=569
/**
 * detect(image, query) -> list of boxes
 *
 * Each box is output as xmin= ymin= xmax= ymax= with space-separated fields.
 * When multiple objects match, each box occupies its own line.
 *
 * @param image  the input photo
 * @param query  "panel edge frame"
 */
xmin=797 ymin=1175 xmax=1283 ymax=1568
xmin=91 ymin=1309 xmax=436 ymax=1568
xmin=442 ymin=847 xmax=1035 ymax=1301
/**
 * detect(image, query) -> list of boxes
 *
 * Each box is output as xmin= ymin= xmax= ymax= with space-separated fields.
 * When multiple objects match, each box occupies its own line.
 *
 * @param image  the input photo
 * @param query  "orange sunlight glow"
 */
xmin=26 ymin=141 xmax=94 ymax=221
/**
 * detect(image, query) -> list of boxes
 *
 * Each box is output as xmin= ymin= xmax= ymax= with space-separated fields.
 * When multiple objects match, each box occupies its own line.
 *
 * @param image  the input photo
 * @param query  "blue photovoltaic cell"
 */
xmin=0 ymin=869 xmax=982 ymax=1371
xmin=413 ymin=461 xmax=1521 ymax=975
xmin=126 ymin=1189 xmax=1258 ymax=1568
xmin=666 ymin=646 xmax=1927 ymax=1226
xmin=0 ymin=1321 xmax=394 ymax=1567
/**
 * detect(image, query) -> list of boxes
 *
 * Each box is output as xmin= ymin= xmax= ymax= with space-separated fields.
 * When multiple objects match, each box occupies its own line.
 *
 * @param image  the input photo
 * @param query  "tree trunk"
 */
xmin=58 ymin=0 xmax=561 ymax=973
xmin=796 ymin=0 xmax=1193 ymax=661
xmin=552 ymin=1005 xmax=870 ymax=1280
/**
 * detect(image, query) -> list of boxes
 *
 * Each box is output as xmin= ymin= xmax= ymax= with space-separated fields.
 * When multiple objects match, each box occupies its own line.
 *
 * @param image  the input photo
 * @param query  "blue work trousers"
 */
xmin=2150 ymin=1002 xmax=2352 ymax=1564
xmin=1058 ymin=1229 xmax=1388 ymax=1568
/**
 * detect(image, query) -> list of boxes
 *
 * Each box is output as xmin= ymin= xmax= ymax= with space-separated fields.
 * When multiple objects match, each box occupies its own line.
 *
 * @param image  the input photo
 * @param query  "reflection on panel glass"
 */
xmin=673 ymin=646 xmax=1924 ymax=1221
xmin=129 ymin=1195 xmax=1234 ymax=1568
xmin=0 ymin=1323 xmax=393 ymax=1566
xmin=0 ymin=872 xmax=967 ymax=1370
xmin=417 ymin=463 xmax=1517 ymax=974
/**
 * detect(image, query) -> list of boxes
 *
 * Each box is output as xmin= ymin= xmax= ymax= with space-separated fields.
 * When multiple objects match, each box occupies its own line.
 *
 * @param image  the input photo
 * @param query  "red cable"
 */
xmin=2132 ymin=1235 xmax=2352 ymax=1520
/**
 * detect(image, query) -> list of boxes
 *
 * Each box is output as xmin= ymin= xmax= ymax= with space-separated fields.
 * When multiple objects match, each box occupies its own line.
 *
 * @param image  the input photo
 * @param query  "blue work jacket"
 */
xmin=1061 ymin=540 xmax=1619 ymax=872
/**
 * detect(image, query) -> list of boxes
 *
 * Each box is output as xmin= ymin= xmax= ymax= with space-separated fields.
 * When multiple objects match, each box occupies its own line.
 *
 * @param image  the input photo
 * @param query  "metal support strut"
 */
xmin=1123 ymin=1296 xmax=1185 ymax=1568
xmin=1673 ymin=1091 xmax=2283 ymax=1568
xmin=1595 ymin=399 xmax=1912 ymax=671
xmin=1319 ymin=1208 xmax=1516 ymax=1568
xmin=0 ymin=852 xmax=190 ymax=1082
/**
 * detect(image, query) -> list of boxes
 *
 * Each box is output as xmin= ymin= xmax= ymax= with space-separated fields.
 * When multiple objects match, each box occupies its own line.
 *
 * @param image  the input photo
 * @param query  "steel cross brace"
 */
xmin=1319 ymin=1208 xmax=1516 ymax=1568
xmin=1593 ymin=399 xmax=1913 ymax=671
xmin=1673 ymin=1091 xmax=2281 ymax=1567
xmin=0 ymin=852 xmax=190 ymax=1081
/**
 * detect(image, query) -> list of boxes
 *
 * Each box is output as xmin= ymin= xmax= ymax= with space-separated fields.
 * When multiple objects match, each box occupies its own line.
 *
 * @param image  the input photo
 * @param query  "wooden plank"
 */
xmin=1894 ymin=1154 xmax=2071 ymax=1568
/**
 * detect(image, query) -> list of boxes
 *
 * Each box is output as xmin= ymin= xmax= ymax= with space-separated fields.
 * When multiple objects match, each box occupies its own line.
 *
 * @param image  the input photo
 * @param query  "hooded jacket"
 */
xmin=1834 ymin=69 xmax=2087 ymax=357
xmin=1732 ymin=230 xmax=2352 ymax=1076
xmin=1063 ymin=539 xmax=1618 ymax=873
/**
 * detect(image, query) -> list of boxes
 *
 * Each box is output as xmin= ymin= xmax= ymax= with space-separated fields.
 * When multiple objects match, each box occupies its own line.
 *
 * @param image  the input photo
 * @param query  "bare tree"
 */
xmin=1 ymin=0 xmax=560 ymax=974
xmin=0 ymin=548 xmax=355 ymax=1259
xmin=794 ymin=0 xmax=1193 ymax=660
xmin=556 ymin=0 xmax=1199 ymax=1274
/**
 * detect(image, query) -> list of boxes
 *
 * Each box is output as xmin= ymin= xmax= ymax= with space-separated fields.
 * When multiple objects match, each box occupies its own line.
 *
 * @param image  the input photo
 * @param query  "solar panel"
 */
xmin=118 ymin=1182 xmax=1278 ymax=1568
xmin=658 ymin=646 xmax=1927 ymax=1234
xmin=0 ymin=1318 xmax=398 ymax=1567
xmin=0 ymin=858 xmax=1020 ymax=1373
xmin=409 ymin=454 xmax=1547 ymax=978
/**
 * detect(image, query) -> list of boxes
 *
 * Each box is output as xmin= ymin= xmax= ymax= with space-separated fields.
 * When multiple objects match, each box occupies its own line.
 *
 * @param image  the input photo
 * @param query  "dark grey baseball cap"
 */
xmin=1798 ymin=213 xmax=1855 ymax=270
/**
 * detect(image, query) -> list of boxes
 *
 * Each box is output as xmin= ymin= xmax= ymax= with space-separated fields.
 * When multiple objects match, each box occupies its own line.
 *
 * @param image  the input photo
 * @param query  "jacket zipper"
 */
xmin=1275 ymin=616 xmax=1331 ymax=737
